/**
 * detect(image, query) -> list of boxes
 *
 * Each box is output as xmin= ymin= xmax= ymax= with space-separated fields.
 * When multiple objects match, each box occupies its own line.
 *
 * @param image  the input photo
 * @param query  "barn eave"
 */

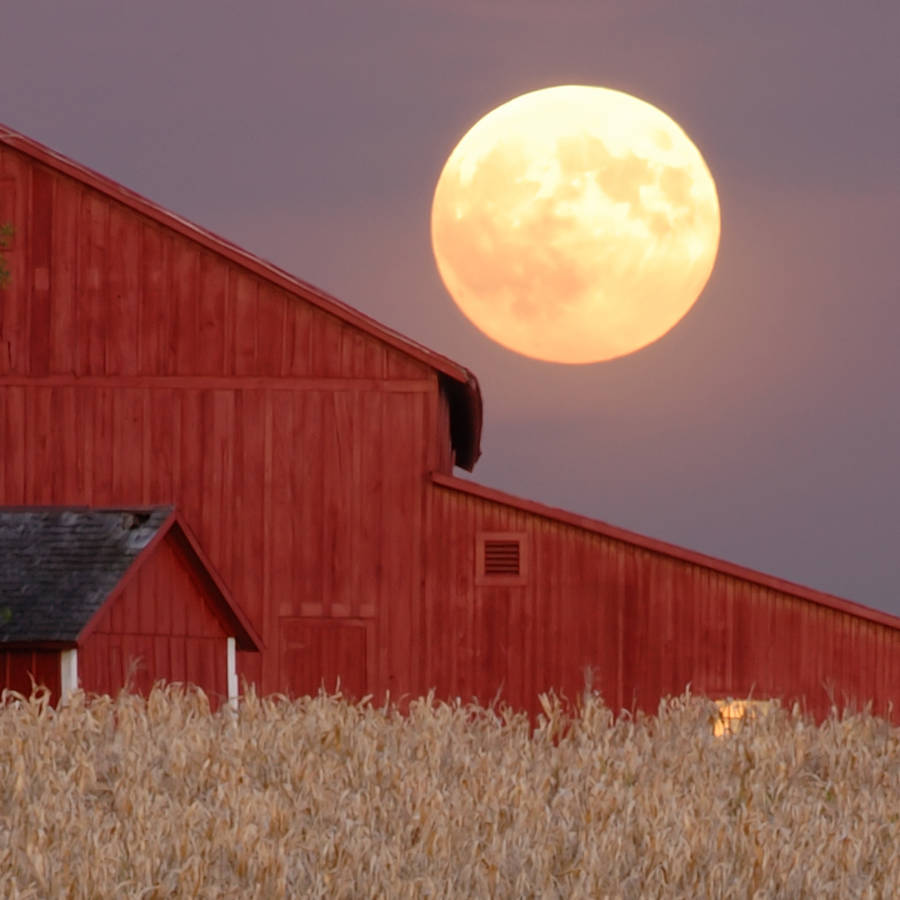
xmin=431 ymin=472 xmax=900 ymax=634
xmin=165 ymin=513 xmax=264 ymax=652
xmin=440 ymin=370 xmax=483 ymax=471
xmin=0 ymin=639 xmax=77 ymax=651
xmin=0 ymin=506 xmax=175 ymax=643
xmin=0 ymin=506 xmax=262 ymax=651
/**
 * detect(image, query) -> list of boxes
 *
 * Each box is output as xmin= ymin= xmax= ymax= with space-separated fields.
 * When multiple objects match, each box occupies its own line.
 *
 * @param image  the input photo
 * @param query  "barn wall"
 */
xmin=0 ymin=381 xmax=435 ymax=698
xmin=79 ymin=534 xmax=230 ymax=703
xmin=0 ymin=649 xmax=61 ymax=701
xmin=0 ymin=144 xmax=450 ymax=700
xmin=424 ymin=483 xmax=900 ymax=722
xmin=0 ymin=146 xmax=433 ymax=383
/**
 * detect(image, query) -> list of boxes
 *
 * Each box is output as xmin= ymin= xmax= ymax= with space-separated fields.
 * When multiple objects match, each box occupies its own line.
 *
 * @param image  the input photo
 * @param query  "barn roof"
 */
xmin=0 ymin=507 xmax=261 ymax=649
xmin=432 ymin=473 xmax=900 ymax=634
xmin=0 ymin=122 xmax=483 ymax=470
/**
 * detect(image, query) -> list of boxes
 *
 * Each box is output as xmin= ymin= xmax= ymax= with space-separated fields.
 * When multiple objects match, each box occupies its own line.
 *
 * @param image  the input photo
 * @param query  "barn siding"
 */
xmin=0 ymin=381 xmax=435 ymax=698
xmin=0 ymin=147 xmax=432 ymax=383
xmin=0 ymin=649 xmax=60 ymax=700
xmin=79 ymin=534 xmax=230 ymax=703
xmin=424 ymin=483 xmax=900 ymax=722
xmin=279 ymin=617 xmax=372 ymax=700
xmin=0 ymin=143 xmax=453 ymax=700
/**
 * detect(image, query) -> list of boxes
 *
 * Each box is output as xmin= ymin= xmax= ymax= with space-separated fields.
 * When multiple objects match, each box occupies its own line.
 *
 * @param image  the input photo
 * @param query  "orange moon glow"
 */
xmin=431 ymin=85 xmax=721 ymax=363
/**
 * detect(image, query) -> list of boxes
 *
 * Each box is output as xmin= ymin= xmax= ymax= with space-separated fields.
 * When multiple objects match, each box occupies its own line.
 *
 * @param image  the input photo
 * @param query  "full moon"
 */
xmin=430 ymin=85 xmax=721 ymax=363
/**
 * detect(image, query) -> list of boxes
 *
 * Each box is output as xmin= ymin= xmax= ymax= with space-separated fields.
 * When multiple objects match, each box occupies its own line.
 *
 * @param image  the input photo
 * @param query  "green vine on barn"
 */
xmin=0 ymin=222 xmax=13 ymax=288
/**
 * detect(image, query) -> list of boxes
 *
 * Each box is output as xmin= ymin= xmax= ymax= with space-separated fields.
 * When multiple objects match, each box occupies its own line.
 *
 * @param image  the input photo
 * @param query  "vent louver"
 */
xmin=484 ymin=539 xmax=521 ymax=576
xmin=476 ymin=532 xmax=527 ymax=585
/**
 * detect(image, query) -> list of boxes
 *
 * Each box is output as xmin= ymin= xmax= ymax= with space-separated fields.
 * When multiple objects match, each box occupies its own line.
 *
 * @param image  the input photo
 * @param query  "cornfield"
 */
xmin=0 ymin=684 xmax=897 ymax=898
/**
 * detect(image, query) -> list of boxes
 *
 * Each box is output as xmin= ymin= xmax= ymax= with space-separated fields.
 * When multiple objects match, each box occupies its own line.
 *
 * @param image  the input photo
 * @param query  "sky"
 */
xmin=2 ymin=2 xmax=899 ymax=615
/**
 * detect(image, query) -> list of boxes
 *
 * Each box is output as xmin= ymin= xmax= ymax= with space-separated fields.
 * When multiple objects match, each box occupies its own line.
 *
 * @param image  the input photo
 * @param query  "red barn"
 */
xmin=1 ymin=123 xmax=898 ymax=720
xmin=0 ymin=507 xmax=260 ymax=705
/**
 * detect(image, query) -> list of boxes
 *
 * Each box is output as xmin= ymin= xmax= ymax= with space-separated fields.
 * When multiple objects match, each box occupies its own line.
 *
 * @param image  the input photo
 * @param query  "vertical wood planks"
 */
xmin=0 ymin=150 xmax=29 ymax=374
xmin=27 ymin=166 xmax=53 ymax=375
xmin=232 ymin=270 xmax=258 ymax=375
xmin=426 ymin=481 xmax=900 ymax=723
xmin=49 ymin=176 xmax=78 ymax=374
xmin=105 ymin=202 xmax=141 ymax=375
xmin=270 ymin=389 xmax=296 ymax=620
xmin=139 ymin=223 xmax=166 ymax=374
xmin=76 ymin=190 xmax=108 ymax=375
xmin=80 ymin=532 xmax=232 ymax=706
xmin=279 ymin=618 xmax=370 ymax=700
xmin=255 ymin=283 xmax=285 ymax=377
xmin=196 ymin=251 xmax=228 ymax=374
xmin=0 ymin=650 xmax=61 ymax=700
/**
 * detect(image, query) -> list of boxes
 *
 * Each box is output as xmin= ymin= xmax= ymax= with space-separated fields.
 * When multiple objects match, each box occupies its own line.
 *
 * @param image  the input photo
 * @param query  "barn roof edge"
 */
xmin=0 ymin=506 xmax=175 ymax=642
xmin=0 ymin=506 xmax=262 ymax=649
xmin=168 ymin=512 xmax=263 ymax=652
xmin=431 ymin=473 xmax=900 ymax=632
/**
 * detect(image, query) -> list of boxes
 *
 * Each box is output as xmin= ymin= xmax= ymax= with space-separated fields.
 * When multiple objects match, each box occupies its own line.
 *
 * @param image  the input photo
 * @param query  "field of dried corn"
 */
xmin=0 ymin=685 xmax=898 ymax=898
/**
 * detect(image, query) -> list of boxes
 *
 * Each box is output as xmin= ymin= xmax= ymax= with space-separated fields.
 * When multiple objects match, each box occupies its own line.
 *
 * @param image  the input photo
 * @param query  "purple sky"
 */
xmin=3 ymin=2 xmax=899 ymax=614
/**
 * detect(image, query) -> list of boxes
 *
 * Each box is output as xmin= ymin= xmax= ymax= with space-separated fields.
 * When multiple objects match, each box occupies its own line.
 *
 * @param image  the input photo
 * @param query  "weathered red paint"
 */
xmin=0 ymin=515 xmax=256 ymax=707
xmin=77 ymin=525 xmax=239 ymax=704
xmin=425 ymin=475 xmax=900 ymax=721
xmin=0 ymin=649 xmax=60 ymax=700
xmin=1 ymin=123 xmax=898 ymax=721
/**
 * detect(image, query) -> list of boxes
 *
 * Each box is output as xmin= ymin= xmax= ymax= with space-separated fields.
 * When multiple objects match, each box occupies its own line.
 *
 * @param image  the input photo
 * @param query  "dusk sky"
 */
xmin=3 ymin=2 xmax=899 ymax=615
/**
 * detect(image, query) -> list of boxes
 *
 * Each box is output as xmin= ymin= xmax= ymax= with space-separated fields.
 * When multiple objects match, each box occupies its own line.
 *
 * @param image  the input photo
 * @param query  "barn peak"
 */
xmin=0 ymin=122 xmax=482 ymax=469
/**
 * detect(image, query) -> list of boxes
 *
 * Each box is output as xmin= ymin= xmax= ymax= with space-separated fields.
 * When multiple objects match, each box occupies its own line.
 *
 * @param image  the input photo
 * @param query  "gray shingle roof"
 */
xmin=0 ymin=507 xmax=174 ymax=643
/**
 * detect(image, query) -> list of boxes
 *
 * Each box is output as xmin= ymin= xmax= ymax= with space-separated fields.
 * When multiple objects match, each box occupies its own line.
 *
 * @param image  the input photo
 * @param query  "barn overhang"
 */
xmin=0 ymin=640 xmax=77 ymax=651
xmin=440 ymin=369 xmax=483 ymax=471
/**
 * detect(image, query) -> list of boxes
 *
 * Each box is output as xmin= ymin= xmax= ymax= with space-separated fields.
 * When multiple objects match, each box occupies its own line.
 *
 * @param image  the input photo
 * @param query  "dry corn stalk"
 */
xmin=0 ymin=683 xmax=897 ymax=898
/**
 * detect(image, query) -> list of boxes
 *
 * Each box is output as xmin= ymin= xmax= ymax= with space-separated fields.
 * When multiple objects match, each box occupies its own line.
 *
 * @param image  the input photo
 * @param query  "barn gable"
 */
xmin=0 ymin=507 xmax=175 ymax=643
xmin=0 ymin=507 xmax=259 ymax=705
xmin=0 ymin=506 xmax=258 ymax=649
xmin=0 ymin=123 xmax=481 ymax=469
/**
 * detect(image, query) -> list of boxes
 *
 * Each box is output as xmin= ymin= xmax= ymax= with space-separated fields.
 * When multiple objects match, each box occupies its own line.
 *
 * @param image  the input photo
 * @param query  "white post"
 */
xmin=60 ymin=649 xmax=78 ymax=703
xmin=226 ymin=637 xmax=238 ymax=710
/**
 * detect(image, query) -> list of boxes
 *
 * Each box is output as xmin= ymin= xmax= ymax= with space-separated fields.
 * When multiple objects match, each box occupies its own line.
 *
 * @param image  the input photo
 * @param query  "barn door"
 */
xmin=279 ymin=618 xmax=370 ymax=700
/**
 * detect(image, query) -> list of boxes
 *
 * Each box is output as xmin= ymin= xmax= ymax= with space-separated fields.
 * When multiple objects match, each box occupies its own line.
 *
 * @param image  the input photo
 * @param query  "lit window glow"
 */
xmin=713 ymin=699 xmax=776 ymax=738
